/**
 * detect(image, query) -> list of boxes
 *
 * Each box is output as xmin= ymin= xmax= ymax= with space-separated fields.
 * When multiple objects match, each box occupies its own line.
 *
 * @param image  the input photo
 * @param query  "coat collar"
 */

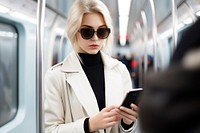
xmin=61 ymin=51 xmax=119 ymax=72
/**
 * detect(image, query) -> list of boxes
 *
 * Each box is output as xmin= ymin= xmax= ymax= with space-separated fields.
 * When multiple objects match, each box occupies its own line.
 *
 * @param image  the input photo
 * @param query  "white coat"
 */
xmin=44 ymin=51 xmax=138 ymax=133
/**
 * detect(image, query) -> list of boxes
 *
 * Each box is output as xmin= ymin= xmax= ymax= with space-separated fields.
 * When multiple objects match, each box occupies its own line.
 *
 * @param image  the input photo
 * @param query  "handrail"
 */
xmin=141 ymin=10 xmax=148 ymax=73
xmin=136 ymin=21 xmax=143 ymax=87
xmin=172 ymin=0 xmax=178 ymax=53
xmin=36 ymin=0 xmax=46 ymax=132
xmin=149 ymin=0 xmax=158 ymax=71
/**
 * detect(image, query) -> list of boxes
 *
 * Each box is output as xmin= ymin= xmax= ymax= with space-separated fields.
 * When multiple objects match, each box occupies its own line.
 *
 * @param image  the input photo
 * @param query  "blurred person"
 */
xmin=139 ymin=18 xmax=200 ymax=133
xmin=139 ymin=49 xmax=200 ymax=133
xmin=44 ymin=0 xmax=139 ymax=133
xmin=171 ymin=18 xmax=200 ymax=63
xmin=119 ymin=54 xmax=131 ymax=72
xmin=145 ymin=55 xmax=153 ymax=71
xmin=130 ymin=56 xmax=139 ymax=88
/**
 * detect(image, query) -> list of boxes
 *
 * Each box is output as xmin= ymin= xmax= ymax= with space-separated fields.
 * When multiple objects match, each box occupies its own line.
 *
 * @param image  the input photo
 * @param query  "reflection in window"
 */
xmin=0 ymin=22 xmax=18 ymax=126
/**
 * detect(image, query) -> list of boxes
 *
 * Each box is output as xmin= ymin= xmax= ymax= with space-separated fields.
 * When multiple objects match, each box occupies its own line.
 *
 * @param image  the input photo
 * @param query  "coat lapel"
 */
xmin=104 ymin=68 xmax=124 ymax=106
xmin=101 ymin=52 xmax=125 ymax=107
xmin=61 ymin=52 xmax=99 ymax=117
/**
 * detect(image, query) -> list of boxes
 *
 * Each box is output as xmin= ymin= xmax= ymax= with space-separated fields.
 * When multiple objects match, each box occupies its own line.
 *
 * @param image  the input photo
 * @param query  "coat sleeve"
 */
xmin=44 ymin=68 xmax=86 ymax=133
xmin=119 ymin=120 xmax=138 ymax=133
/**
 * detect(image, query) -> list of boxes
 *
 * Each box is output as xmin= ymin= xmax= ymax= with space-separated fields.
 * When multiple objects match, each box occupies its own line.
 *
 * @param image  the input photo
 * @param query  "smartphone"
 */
xmin=121 ymin=88 xmax=143 ymax=108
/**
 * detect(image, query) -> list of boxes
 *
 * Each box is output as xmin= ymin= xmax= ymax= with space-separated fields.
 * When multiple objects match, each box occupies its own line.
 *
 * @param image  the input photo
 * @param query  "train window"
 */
xmin=61 ymin=37 xmax=68 ymax=60
xmin=52 ymin=36 xmax=61 ymax=66
xmin=0 ymin=22 xmax=18 ymax=127
xmin=52 ymin=35 xmax=69 ymax=66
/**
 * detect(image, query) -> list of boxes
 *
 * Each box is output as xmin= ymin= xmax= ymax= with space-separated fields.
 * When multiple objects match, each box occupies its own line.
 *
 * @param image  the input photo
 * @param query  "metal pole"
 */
xmin=36 ymin=0 xmax=46 ymax=132
xmin=172 ymin=0 xmax=178 ymax=53
xmin=149 ymin=0 xmax=158 ymax=71
xmin=141 ymin=11 xmax=148 ymax=73
xmin=136 ymin=22 xmax=143 ymax=87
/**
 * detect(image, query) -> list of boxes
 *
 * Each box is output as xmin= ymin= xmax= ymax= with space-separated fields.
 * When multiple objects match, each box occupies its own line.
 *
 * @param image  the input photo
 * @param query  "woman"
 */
xmin=44 ymin=0 xmax=138 ymax=132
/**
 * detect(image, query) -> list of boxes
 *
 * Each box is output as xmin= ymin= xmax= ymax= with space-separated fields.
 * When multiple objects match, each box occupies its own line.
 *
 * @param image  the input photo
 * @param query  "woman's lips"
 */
xmin=90 ymin=44 xmax=99 ymax=49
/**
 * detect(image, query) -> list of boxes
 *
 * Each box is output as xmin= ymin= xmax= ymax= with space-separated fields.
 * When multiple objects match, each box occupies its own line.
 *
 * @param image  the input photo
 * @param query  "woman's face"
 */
xmin=77 ymin=12 xmax=107 ymax=54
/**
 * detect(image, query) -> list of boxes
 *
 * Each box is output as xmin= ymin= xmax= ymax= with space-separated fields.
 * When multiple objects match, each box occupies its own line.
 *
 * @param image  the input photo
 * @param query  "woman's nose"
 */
xmin=91 ymin=32 xmax=98 ymax=40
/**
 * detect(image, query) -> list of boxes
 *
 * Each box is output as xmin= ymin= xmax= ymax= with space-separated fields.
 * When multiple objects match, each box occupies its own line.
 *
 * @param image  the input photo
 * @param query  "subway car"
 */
xmin=0 ymin=0 xmax=199 ymax=133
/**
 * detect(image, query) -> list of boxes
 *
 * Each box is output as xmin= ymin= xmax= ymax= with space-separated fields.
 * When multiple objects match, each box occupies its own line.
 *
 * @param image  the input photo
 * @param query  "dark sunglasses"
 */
xmin=78 ymin=28 xmax=110 ymax=40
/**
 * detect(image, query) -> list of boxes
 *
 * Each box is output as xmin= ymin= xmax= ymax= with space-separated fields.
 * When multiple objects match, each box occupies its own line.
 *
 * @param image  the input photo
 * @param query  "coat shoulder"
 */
xmin=50 ymin=62 xmax=63 ymax=70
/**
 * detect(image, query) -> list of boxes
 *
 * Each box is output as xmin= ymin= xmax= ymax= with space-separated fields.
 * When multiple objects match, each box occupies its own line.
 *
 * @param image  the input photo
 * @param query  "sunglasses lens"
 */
xmin=80 ymin=28 xmax=94 ymax=39
xmin=97 ymin=28 xmax=110 ymax=39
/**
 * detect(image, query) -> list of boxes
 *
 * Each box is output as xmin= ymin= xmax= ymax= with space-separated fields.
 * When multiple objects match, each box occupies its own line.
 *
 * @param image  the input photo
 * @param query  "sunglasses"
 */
xmin=78 ymin=27 xmax=110 ymax=40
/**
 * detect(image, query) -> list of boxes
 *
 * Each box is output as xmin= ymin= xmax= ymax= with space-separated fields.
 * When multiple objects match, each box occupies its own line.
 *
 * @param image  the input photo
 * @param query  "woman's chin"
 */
xmin=87 ymin=50 xmax=100 ymax=54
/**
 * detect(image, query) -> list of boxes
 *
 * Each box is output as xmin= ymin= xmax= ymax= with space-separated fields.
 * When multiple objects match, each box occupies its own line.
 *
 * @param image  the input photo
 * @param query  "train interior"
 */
xmin=0 ymin=0 xmax=200 ymax=132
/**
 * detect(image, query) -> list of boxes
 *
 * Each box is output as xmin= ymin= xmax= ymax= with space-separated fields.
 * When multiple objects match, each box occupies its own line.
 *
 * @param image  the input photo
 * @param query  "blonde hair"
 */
xmin=66 ymin=0 xmax=113 ymax=55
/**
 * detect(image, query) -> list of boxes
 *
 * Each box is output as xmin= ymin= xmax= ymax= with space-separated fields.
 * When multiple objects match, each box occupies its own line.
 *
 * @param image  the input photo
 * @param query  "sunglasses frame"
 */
xmin=78 ymin=27 xmax=111 ymax=40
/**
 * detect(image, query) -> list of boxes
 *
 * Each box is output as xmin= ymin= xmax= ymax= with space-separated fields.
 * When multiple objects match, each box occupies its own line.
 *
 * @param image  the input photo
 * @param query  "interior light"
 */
xmin=118 ymin=0 xmax=131 ymax=16
xmin=118 ymin=0 xmax=131 ymax=46
xmin=119 ymin=16 xmax=129 ymax=45
xmin=195 ymin=10 xmax=200 ymax=16
xmin=10 ymin=11 xmax=36 ymax=24
xmin=55 ymin=28 xmax=65 ymax=35
xmin=177 ymin=23 xmax=185 ymax=29
xmin=159 ymin=23 xmax=185 ymax=39
xmin=183 ymin=17 xmax=193 ymax=25
xmin=0 ymin=5 xmax=10 ymax=13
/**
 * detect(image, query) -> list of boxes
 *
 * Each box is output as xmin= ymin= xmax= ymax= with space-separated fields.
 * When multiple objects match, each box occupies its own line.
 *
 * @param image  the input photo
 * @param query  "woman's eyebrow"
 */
xmin=99 ymin=25 xmax=107 ymax=28
xmin=80 ymin=25 xmax=107 ymax=28
xmin=80 ymin=25 xmax=93 ymax=28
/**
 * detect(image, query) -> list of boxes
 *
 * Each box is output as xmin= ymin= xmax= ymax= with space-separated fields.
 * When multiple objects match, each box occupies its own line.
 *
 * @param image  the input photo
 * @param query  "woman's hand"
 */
xmin=89 ymin=105 xmax=121 ymax=132
xmin=118 ymin=103 xmax=138 ymax=125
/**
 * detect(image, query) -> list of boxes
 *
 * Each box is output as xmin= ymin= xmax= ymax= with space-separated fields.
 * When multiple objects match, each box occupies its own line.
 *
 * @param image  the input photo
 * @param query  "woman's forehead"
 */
xmin=81 ymin=12 xmax=106 ymax=28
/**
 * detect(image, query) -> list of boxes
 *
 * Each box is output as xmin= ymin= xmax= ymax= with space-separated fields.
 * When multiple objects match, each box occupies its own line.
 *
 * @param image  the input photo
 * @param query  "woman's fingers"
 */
xmin=119 ymin=104 xmax=138 ymax=124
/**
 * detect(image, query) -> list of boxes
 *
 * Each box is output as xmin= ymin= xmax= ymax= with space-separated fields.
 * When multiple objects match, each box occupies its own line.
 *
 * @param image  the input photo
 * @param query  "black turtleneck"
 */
xmin=79 ymin=51 xmax=105 ymax=111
